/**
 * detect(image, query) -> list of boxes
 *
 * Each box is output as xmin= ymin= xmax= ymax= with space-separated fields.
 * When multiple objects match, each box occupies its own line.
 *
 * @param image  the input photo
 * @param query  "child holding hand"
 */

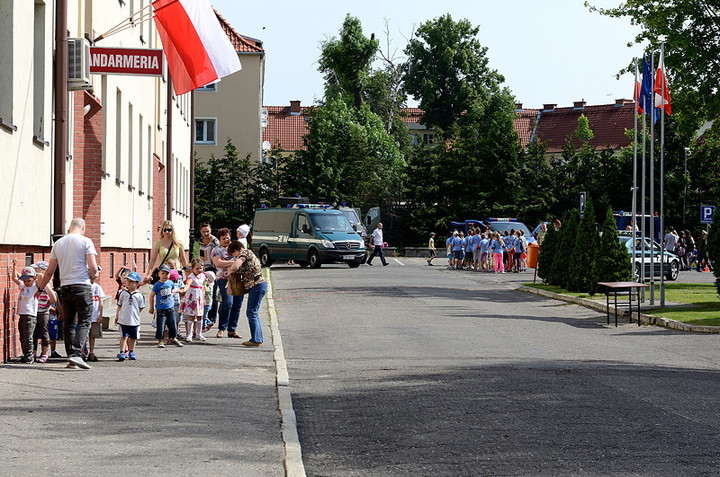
xmin=10 ymin=260 xmax=55 ymax=363
xmin=114 ymin=272 xmax=145 ymax=361
xmin=178 ymin=258 xmax=206 ymax=342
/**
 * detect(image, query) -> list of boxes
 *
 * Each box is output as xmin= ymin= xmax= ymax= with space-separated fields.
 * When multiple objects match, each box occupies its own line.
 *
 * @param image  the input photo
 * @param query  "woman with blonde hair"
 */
xmin=144 ymin=220 xmax=188 ymax=284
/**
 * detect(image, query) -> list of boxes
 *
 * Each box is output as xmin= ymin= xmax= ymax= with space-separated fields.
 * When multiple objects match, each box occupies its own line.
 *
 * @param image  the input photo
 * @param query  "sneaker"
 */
xmin=383 ymin=263 xmax=389 ymax=266
xmin=367 ymin=262 xmax=373 ymax=266
xmin=66 ymin=362 xmax=79 ymax=369
xmin=117 ymin=353 xmax=125 ymax=362
xmin=157 ymin=342 xmax=166 ymax=348
xmin=185 ymin=336 xmax=193 ymax=343
xmin=128 ymin=351 xmax=137 ymax=360
xmin=170 ymin=338 xmax=184 ymax=347
xmin=50 ymin=350 xmax=62 ymax=359
xmin=20 ymin=356 xmax=34 ymax=363
xmin=197 ymin=334 xmax=206 ymax=342
xmin=68 ymin=356 xmax=91 ymax=369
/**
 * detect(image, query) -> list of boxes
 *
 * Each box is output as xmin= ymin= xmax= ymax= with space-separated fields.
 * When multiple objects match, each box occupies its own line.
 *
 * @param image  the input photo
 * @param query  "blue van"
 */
xmin=251 ymin=207 xmax=366 ymax=268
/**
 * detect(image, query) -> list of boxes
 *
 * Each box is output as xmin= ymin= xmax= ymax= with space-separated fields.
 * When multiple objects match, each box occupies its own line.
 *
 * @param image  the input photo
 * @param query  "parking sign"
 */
xmin=700 ymin=205 xmax=715 ymax=224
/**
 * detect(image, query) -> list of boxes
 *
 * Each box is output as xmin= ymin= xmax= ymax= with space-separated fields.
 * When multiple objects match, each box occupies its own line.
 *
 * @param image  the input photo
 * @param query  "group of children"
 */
xmin=11 ymin=256 xmax=217 ymax=364
xmin=442 ymin=228 xmax=529 ymax=273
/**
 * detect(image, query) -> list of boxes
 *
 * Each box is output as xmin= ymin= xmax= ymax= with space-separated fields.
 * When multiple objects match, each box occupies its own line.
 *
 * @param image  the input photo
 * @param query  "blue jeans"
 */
xmin=207 ymin=280 xmax=219 ymax=323
xmin=245 ymin=281 xmax=267 ymax=343
xmin=217 ymin=278 xmax=243 ymax=332
xmin=61 ymin=284 xmax=93 ymax=358
xmin=155 ymin=308 xmax=177 ymax=340
xmin=367 ymin=245 xmax=387 ymax=265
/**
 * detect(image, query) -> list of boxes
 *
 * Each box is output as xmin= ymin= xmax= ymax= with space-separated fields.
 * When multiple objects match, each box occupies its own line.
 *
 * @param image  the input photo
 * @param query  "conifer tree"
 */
xmin=549 ymin=212 xmax=578 ymax=289
xmin=568 ymin=196 xmax=600 ymax=294
xmin=594 ymin=206 xmax=632 ymax=285
xmin=537 ymin=224 xmax=557 ymax=282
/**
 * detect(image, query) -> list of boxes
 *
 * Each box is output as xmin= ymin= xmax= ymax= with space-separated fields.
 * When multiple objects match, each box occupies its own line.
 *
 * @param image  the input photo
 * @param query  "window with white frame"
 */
xmin=195 ymin=118 xmax=216 ymax=145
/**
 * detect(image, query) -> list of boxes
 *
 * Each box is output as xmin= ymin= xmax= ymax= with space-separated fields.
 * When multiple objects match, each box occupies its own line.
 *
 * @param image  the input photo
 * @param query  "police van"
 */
xmin=251 ymin=206 xmax=366 ymax=268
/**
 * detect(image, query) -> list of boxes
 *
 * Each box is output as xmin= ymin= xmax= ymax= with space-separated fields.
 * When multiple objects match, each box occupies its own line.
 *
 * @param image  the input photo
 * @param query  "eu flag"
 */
xmin=639 ymin=54 xmax=660 ymax=123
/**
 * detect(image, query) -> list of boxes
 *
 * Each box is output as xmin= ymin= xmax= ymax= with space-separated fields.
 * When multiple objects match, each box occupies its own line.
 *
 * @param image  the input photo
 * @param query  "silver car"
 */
xmin=619 ymin=235 xmax=680 ymax=281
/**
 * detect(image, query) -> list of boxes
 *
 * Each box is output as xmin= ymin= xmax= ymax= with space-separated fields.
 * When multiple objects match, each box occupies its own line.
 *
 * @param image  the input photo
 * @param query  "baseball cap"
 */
xmin=20 ymin=267 xmax=37 ymax=280
xmin=31 ymin=261 xmax=49 ymax=271
xmin=159 ymin=264 xmax=172 ymax=273
xmin=126 ymin=271 xmax=142 ymax=283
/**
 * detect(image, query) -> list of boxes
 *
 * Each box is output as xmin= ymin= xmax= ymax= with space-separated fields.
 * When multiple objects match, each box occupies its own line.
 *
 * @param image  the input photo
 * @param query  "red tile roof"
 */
xmin=262 ymin=106 xmax=312 ymax=151
xmin=262 ymin=101 xmax=635 ymax=154
xmin=214 ymin=9 xmax=264 ymax=54
xmin=533 ymin=102 xmax=634 ymax=153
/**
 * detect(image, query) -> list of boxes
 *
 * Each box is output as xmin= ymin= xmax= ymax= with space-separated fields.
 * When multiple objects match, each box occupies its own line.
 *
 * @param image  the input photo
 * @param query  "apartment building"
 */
xmin=0 ymin=0 xmax=193 ymax=361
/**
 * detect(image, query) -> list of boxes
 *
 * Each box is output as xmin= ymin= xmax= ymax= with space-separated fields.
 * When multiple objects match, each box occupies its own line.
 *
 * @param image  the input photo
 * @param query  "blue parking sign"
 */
xmin=700 ymin=205 xmax=715 ymax=224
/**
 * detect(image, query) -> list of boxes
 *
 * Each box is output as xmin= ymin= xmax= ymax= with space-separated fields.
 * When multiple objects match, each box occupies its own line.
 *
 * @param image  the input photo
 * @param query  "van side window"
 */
xmin=297 ymin=214 xmax=310 ymax=235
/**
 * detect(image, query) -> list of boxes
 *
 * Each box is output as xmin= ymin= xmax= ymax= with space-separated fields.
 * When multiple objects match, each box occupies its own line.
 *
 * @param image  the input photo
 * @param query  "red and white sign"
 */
xmin=90 ymin=47 xmax=164 ymax=76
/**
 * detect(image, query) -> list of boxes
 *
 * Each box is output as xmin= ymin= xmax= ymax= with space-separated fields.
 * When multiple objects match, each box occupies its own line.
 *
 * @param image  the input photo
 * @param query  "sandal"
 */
xmin=228 ymin=332 xmax=243 ymax=339
xmin=36 ymin=354 xmax=48 ymax=363
xmin=216 ymin=330 xmax=224 ymax=338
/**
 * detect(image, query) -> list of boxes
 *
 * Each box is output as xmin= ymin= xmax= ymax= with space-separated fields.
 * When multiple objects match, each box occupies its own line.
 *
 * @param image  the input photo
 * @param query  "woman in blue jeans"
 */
xmin=227 ymin=240 xmax=267 ymax=346
xmin=211 ymin=228 xmax=243 ymax=338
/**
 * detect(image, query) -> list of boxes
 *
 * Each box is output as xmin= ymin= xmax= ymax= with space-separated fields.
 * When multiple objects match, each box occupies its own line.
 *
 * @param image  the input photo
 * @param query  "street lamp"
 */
xmin=683 ymin=147 xmax=690 ymax=229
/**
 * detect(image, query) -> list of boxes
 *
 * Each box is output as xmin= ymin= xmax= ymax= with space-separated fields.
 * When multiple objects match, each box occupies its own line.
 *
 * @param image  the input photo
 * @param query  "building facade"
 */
xmin=0 ymin=0 xmax=194 ymax=362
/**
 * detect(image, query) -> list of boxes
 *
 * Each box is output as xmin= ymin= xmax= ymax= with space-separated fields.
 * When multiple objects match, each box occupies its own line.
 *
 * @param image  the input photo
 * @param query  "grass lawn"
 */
xmin=525 ymin=282 xmax=720 ymax=327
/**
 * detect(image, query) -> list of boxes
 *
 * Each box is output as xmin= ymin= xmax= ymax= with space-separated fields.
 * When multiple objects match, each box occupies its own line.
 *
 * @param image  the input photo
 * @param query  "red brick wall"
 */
xmin=153 ymin=153 xmax=166 ymax=229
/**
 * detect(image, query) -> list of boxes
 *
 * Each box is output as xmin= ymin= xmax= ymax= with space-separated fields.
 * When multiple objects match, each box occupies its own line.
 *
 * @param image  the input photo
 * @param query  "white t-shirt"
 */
xmin=91 ymin=282 xmax=105 ymax=323
xmin=18 ymin=283 xmax=39 ymax=316
xmin=50 ymin=233 xmax=97 ymax=286
xmin=371 ymin=228 xmax=383 ymax=246
xmin=117 ymin=290 xmax=145 ymax=326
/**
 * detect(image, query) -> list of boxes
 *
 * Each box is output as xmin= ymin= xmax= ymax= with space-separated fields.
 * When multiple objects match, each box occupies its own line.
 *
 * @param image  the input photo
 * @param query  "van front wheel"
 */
xmin=260 ymin=248 xmax=273 ymax=268
xmin=308 ymin=250 xmax=322 ymax=268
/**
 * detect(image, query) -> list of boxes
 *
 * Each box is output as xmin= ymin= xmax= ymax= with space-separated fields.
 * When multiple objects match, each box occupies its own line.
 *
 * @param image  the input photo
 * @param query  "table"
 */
xmin=597 ymin=281 xmax=650 ymax=327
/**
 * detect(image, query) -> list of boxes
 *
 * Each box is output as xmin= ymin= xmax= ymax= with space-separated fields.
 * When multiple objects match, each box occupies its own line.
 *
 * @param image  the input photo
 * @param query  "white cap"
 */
xmin=236 ymin=224 xmax=250 ymax=238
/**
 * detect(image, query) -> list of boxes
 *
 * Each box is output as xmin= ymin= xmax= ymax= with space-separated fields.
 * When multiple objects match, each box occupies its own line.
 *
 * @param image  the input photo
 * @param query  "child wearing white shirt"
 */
xmin=88 ymin=269 xmax=105 ymax=362
xmin=114 ymin=272 xmax=144 ymax=361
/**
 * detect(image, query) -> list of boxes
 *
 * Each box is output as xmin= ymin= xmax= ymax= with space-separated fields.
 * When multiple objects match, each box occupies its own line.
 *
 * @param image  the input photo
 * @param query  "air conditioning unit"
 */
xmin=67 ymin=37 xmax=91 ymax=90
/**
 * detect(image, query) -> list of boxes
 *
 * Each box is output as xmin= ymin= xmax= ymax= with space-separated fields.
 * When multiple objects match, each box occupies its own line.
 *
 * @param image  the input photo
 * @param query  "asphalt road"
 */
xmin=270 ymin=258 xmax=720 ymax=476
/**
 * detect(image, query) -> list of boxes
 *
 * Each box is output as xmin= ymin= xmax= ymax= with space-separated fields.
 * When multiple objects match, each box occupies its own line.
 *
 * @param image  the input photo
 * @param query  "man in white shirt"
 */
xmin=367 ymin=223 xmax=388 ymax=266
xmin=664 ymin=226 xmax=677 ymax=253
xmin=37 ymin=218 xmax=98 ymax=369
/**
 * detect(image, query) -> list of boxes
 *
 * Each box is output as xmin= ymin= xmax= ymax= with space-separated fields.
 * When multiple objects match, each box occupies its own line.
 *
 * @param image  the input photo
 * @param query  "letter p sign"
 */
xmin=701 ymin=205 xmax=715 ymax=224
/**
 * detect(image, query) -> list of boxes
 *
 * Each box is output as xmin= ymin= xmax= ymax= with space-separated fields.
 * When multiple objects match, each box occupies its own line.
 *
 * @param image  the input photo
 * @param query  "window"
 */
xmin=423 ymin=133 xmax=433 ymax=145
xmin=128 ymin=103 xmax=134 ymax=189
xmin=195 ymin=118 xmax=216 ymax=144
xmin=115 ymin=88 xmax=123 ymax=183
xmin=196 ymin=83 xmax=216 ymax=92
xmin=33 ymin=2 xmax=46 ymax=143
xmin=0 ymin=1 xmax=14 ymax=131
xmin=138 ymin=114 xmax=143 ymax=193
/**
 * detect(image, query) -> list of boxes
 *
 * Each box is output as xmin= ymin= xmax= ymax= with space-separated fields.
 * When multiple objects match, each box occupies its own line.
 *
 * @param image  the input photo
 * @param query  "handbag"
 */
xmin=227 ymin=270 xmax=248 ymax=296
xmin=150 ymin=244 xmax=174 ymax=284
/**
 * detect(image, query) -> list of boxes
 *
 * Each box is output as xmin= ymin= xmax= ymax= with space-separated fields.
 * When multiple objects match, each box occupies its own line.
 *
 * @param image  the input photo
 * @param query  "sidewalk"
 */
xmin=0 ymin=283 xmax=285 ymax=476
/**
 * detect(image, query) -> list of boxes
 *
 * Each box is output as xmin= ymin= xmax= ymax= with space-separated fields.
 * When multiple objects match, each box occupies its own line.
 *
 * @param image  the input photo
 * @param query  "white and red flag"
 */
xmin=152 ymin=0 xmax=241 ymax=95
xmin=654 ymin=51 xmax=671 ymax=116
xmin=633 ymin=60 xmax=644 ymax=116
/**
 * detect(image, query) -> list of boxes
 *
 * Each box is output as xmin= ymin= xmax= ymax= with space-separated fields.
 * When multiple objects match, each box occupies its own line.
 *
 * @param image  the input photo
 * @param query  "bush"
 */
xmin=549 ymin=212 xmax=578 ymax=289
xmin=594 ymin=206 xmax=632 ymax=285
xmin=568 ymin=196 xmax=599 ymax=294
xmin=537 ymin=225 xmax=557 ymax=282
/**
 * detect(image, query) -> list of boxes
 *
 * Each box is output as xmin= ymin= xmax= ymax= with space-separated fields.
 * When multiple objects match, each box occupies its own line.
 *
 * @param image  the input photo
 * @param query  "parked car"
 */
xmin=485 ymin=218 xmax=537 ymax=244
xmin=251 ymin=207 xmax=366 ymax=268
xmin=619 ymin=234 xmax=679 ymax=281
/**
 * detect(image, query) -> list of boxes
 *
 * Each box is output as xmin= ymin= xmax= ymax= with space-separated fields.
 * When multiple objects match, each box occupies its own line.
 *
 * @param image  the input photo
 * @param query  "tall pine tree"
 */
xmin=594 ymin=206 xmax=632 ymax=284
xmin=568 ymin=196 xmax=600 ymax=294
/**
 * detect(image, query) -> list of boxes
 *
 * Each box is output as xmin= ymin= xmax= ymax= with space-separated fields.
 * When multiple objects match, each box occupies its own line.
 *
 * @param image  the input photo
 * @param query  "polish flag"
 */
xmin=654 ymin=52 xmax=672 ymax=116
xmin=633 ymin=60 xmax=643 ymax=116
xmin=152 ymin=0 xmax=242 ymax=95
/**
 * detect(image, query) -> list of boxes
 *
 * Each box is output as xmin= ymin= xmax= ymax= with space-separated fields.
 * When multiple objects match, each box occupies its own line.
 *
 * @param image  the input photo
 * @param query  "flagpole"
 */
xmin=640 ymin=62 xmax=647 ymax=302
xmin=632 ymin=57 xmax=639 ymax=282
xmin=649 ymin=50 xmax=655 ymax=305
xmin=659 ymin=42 xmax=666 ymax=305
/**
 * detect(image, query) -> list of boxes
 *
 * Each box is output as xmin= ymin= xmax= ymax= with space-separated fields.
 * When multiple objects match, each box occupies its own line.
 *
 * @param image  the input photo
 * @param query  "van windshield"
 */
xmin=341 ymin=209 xmax=360 ymax=224
xmin=310 ymin=213 xmax=355 ymax=233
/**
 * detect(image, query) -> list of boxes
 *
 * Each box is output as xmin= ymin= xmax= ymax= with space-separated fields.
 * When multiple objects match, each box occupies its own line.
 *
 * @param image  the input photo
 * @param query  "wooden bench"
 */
xmin=597 ymin=282 xmax=650 ymax=327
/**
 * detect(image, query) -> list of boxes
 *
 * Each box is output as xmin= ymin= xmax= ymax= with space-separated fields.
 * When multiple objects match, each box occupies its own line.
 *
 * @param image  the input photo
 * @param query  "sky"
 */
xmin=210 ymin=0 xmax=643 ymax=109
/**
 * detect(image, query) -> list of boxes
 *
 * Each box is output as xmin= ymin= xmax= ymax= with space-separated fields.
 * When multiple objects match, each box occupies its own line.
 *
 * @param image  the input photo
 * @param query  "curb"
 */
xmin=519 ymin=285 xmax=720 ymax=334
xmin=265 ymin=268 xmax=307 ymax=477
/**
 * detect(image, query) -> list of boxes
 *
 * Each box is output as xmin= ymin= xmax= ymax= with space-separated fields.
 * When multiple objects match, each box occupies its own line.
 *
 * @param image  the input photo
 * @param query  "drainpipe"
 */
xmin=166 ymin=78 xmax=173 ymax=220
xmin=189 ymin=90 xmax=195 ymax=259
xmin=53 ymin=0 xmax=68 ymax=237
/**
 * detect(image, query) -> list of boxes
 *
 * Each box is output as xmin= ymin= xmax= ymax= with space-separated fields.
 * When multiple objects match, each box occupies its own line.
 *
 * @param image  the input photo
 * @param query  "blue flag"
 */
xmin=639 ymin=54 xmax=660 ymax=123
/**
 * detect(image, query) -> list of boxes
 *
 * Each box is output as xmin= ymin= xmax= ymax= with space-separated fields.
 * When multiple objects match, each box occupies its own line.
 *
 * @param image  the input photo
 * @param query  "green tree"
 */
xmin=318 ymin=14 xmax=379 ymax=111
xmin=568 ymin=196 xmax=599 ymax=294
xmin=587 ymin=0 xmax=720 ymax=133
xmin=537 ymin=224 xmax=558 ymax=282
xmin=194 ymin=139 xmax=255 ymax=231
xmin=404 ymin=14 xmax=503 ymax=136
xmin=594 ymin=206 xmax=632 ymax=284
xmin=549 ymin=212 xmax=578 ymax=289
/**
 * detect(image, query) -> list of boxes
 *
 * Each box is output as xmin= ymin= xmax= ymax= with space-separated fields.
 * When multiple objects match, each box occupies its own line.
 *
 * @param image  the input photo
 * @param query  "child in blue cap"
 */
xmin=114 ymin=271 xmax=145 ymax=361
